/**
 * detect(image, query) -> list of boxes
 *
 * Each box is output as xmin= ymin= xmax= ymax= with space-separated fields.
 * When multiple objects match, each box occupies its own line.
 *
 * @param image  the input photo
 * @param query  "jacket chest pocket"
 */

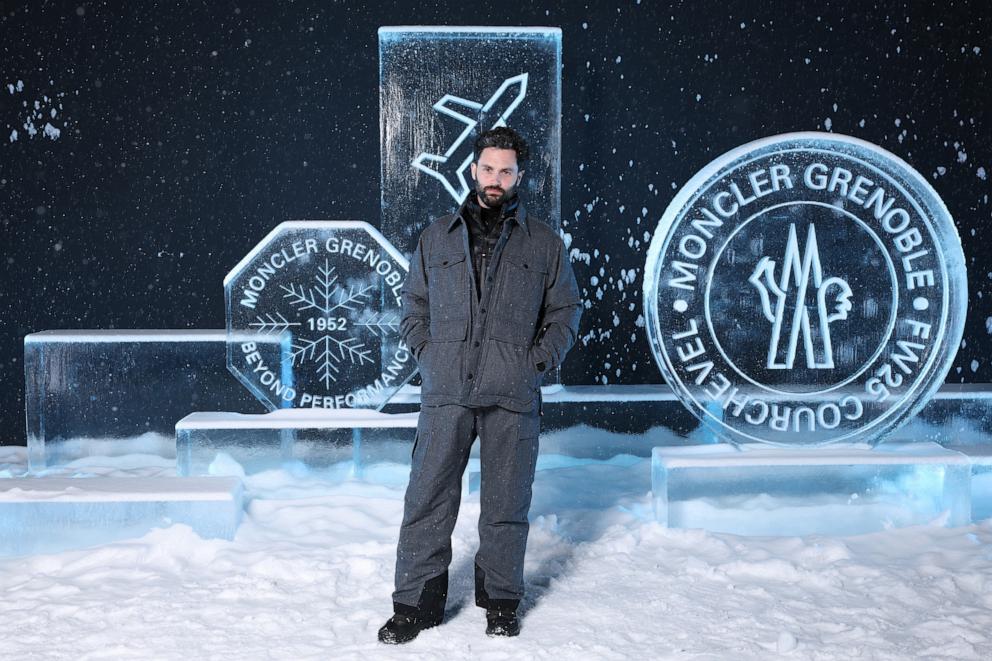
xmin=427 ymin=251 xmax=469 ymax=341
xmin=492 ymin=255 xmax=548 ymax=345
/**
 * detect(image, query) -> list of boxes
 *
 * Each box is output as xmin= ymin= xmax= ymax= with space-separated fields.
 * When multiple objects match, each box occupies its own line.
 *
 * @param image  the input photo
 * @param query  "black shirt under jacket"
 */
xmin=463 ymin=193 xmax=519 ymax=299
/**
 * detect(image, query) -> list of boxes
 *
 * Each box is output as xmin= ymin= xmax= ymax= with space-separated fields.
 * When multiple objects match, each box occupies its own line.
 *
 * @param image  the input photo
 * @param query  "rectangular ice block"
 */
xmin=176 ymin=409 xmax=420 ymax=477
xmin=887 ymin=384 xmax=992 ymax=447
xmin=379 ymin=26 xmax=562 ymax=256
xmin=24 ymin=330 xmax=286 ymax=472
xmin=0 ymin=476 xmax=243 ymax=556
xmin=652 ymin=442 xmax=971 ymax=536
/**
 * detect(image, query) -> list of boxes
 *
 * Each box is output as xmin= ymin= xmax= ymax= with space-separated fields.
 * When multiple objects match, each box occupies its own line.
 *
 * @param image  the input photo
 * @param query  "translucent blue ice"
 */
xmin=652 ymin=442 xmax=972 ymax=535
xmin=0 ymin=476 xmax=243 ymax=556
xmin=176 ymin=409 xmax=419 ymax=477
xmin=24 ymin=330 xmax=285 ymax=472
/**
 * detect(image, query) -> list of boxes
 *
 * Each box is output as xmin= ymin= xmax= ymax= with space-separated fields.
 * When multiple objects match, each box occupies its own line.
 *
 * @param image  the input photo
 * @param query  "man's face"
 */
xmin=470 ymin=147 xmax=523 ymax=208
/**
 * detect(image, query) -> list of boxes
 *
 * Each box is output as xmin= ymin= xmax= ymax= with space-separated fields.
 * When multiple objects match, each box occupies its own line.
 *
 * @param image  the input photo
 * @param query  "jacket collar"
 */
xmin=447 ymin=193 xmax=529 ymax=236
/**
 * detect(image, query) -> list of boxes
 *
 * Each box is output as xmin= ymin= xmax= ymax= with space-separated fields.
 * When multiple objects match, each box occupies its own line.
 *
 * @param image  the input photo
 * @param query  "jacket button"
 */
xmin=480 ymin=308 xmax=487 ymax=314
xmin=442 ymin=260 xmax=449 ymax=265
xmin=474 ymin=341 xmax=480 ymax=347
xmin=467 ymin=373 xmax=474 ymax=380
xmin=523 ymin=263 xmax=529 ymax=269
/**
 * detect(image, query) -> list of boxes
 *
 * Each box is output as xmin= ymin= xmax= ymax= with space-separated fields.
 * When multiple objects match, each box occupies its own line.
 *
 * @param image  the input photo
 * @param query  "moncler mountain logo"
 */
xmin=749 ymin=223 xmax=853 ymax=371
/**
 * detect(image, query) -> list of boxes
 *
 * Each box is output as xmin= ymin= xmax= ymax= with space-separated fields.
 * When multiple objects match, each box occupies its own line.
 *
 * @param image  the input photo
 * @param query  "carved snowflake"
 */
xmin=249 ymin=259 xmax=384 ymax=388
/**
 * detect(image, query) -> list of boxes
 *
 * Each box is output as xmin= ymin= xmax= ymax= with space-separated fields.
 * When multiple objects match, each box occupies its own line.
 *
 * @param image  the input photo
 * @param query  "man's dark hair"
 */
xmin=474 ymin=126 xmax=529 ymax=165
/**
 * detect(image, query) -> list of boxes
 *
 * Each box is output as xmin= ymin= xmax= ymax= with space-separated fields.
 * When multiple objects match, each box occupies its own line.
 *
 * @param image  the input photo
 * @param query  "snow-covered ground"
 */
xmin=2 ymin=442 xmax=991 ymax=660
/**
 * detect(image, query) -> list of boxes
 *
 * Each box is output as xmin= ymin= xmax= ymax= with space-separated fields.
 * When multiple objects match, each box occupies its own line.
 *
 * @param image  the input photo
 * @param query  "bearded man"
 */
xmin=379 ymin=126 xmax=581 ymax=643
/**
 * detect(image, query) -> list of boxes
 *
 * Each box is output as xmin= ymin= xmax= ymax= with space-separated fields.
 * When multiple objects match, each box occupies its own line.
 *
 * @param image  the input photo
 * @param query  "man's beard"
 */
xmin=475 ymin=181 xmax=515 ymax=208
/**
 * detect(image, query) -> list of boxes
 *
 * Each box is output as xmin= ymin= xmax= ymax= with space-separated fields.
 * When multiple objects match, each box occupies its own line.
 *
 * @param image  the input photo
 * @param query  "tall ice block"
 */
xmin=652 ymin=443 xmax=971 ymax=536
xmin=25 ymin=330 xmax=287 ymax=472
xmin=0 ymin=476 xmax=243 ymax=556
xmin=379 ymin=26 xmax=562 ymax=255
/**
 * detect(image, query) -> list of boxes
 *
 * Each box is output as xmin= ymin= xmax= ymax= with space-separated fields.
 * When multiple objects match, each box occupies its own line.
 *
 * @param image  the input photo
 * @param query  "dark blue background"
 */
xmin=1 ymin=1 xmax=988 ymax=444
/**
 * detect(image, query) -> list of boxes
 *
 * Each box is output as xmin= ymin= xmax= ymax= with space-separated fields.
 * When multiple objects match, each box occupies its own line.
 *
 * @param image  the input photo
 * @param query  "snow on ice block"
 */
xmin=24 ymin=330 xmax=287 ymax=472
xmin=176 ymin=409 xmax=420 ymax=477
xmin=652 ymin=443 xmax=971 ymax=536
xmin=0 ymin=476 xmax=243 ymax=556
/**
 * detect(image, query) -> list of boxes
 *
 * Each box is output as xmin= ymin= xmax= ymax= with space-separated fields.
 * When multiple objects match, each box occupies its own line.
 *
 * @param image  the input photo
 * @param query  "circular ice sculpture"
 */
xmin=225 ymin=221 xmax=413 ymax=411
xmin=644 ymin=133 xmax=967 ymax=446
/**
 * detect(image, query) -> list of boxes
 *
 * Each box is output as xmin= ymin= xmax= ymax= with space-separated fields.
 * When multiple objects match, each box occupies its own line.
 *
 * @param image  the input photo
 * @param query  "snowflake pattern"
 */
xmin=251 ymin=258 xmax=380 ymax=388
xmin=248 ymin=312 xmax=300 ymax=335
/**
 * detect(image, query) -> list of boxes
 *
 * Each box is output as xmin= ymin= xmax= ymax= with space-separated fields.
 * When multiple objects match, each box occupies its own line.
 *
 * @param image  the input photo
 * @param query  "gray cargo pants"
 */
xmin=392 ymin=401 xmax=541 ymax=609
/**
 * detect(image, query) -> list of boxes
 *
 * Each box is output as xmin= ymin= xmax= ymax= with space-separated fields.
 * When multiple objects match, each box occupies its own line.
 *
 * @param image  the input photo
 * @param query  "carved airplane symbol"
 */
xmin=411 ymin=73 xmax=529 ymax=204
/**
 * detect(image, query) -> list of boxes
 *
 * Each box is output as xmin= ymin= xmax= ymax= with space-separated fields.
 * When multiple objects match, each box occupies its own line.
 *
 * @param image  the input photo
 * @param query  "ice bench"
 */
xmin=175 ymin=409 xmax=421 ymax=477
xmin=174 ymin=408 xmax=638 ymax=497
xmin=652 ymin=442 xmax=972 ymax=536
xmin=0 ymin=476 xmax=243 ymax=556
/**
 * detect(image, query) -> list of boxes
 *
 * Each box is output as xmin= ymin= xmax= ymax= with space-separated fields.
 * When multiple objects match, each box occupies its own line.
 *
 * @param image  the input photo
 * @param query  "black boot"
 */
xmin=378 ymin=572 xmax=448 ymax=644
xmin=485 ymin=607 xmax=521 ymax=637
xmin=474 ymin=564 xmax=521 ymax=637
xmin=377 ymin=610 xmax=423 ymax=645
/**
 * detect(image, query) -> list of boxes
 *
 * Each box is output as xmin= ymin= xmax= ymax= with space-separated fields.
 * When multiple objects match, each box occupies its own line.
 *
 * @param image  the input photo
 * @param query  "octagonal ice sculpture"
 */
xmin=225 ymin=221 xmax=413 ymax=411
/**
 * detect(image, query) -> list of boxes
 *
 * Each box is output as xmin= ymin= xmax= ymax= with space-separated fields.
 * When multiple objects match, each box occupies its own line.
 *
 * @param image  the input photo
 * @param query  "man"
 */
xmin=379 ymin=127 xmax=581 ymax=644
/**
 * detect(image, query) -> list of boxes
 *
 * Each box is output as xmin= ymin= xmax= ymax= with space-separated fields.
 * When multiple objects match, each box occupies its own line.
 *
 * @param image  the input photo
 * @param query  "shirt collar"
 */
xmin=448 ymin=194 xmax=529 ymax=236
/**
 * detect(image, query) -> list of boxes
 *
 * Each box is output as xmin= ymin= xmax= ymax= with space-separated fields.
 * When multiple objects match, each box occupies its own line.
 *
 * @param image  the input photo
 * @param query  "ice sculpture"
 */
xmin=225 ymin=221 xmax=414 ymax=411
xmin=644 ymin=133 xmax=967 ymax=447
xmin=24 ymin=330 xmax=283 ymax=472
xmin=378 ymin=26 xmax=562 ymax=257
